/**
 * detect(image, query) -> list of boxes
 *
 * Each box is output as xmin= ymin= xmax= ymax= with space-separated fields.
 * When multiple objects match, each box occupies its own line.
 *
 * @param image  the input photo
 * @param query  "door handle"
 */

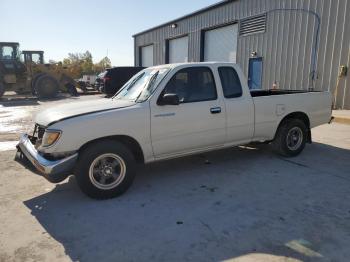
xmin=210 ymin=107 xmax=221 ymax=114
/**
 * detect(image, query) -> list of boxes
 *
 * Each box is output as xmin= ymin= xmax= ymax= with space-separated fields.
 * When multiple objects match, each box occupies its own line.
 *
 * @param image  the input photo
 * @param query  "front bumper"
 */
xmin=16 ymin=134 xmax=78 ymax=183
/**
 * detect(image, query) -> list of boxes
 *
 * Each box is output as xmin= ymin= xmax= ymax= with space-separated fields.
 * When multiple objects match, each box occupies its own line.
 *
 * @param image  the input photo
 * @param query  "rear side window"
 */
xmin=218 ymin=67 xmax=242 ymax=98
xmin=163 ymin=67 xmax=217 ymax=103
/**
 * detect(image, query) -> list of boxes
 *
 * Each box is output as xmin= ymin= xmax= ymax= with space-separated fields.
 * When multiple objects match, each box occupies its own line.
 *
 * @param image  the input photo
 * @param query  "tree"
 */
xmin=53 ymin=51 xmax=112 ymax=79
xmin=94 ymin=56 xmax=112 ymax=73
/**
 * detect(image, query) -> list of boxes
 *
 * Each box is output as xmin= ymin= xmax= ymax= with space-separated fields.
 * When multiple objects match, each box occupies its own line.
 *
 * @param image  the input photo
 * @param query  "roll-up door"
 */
xmin=168 ymin=36 xmax=189 ymax=63
xmin=204 ymin=24 xmax=238 ymax=63
xmin=141 ymin=45 xmax=154 ymax=67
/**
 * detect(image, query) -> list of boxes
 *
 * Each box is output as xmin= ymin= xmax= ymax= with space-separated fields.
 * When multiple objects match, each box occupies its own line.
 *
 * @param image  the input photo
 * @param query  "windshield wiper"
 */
xmin=112 ymin=73 xmax=144 ymax=100
xmin=135 ymin=71 xmax=159 ymax=102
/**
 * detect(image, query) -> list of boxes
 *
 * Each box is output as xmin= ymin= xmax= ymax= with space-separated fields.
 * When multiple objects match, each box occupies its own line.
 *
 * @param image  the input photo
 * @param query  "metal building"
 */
xmin=133 ymin=0 xmax=350 ymax=109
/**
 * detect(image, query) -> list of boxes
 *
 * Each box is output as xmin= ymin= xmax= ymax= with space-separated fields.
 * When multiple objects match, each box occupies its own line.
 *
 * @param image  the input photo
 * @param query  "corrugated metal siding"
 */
xmin=134 ymin=0 xmax=350 ymax=109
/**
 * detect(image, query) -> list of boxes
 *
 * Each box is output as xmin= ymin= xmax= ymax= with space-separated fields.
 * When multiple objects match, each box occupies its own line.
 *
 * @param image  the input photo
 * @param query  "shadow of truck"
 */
xmin=24 ymin=142 xmax=350 ymax=262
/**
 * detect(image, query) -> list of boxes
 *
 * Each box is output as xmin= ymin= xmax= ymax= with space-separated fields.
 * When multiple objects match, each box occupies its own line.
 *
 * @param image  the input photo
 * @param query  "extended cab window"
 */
xmin=162 ymin=67 xmax=217 ymax=103
xmin=218 ymin=67 xmax=242 ymax=98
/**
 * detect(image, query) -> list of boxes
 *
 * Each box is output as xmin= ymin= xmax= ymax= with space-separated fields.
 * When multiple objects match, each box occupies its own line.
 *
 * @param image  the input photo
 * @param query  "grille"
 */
xmin=239 ymin=14 xmax=267 ymax=36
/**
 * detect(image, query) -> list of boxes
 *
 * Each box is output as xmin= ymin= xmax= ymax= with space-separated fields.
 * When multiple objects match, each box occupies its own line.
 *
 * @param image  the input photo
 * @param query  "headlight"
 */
xmin=42 ymin=130 xmax=62 ymax=147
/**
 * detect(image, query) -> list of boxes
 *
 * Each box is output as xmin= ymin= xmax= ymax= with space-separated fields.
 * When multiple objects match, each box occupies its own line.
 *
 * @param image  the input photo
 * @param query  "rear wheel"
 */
xmin=75 ymin=140 xmax=136 ymax=199
xmin=35 ymin=75 xmax=59 ymax=99
xmin=272 ymin=119 xmax=307 ymax=157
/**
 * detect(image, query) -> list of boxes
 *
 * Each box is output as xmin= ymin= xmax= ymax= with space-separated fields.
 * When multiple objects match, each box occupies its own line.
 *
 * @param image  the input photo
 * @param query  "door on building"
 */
xmin=248 ymin=57 xmax=263 ymax=89
xmin=140 ymin=45 xmax=154 ymax=67
xmin=168 ymin=36 xmax=189 ymax=63
xmin=203 ymin=24 xmax=238 ymax=62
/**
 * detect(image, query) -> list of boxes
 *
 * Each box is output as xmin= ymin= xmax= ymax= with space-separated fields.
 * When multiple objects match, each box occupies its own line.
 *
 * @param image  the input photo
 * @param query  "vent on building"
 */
xmin=239 ymin=14 xmax=267 ymax=36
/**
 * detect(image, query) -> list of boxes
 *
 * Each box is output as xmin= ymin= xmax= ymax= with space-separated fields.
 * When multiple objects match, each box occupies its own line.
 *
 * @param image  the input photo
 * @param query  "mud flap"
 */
xmin=307 ymin=129 xmax=312 ymax=143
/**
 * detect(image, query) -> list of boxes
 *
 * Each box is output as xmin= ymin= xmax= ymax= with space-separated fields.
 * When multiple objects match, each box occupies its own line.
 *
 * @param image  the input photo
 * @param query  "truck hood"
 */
xmin=35 ymin=98 xmax=135 ymax=126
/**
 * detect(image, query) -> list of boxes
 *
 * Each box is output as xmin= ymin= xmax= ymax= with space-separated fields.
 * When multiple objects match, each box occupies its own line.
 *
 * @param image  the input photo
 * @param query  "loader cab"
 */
xmin=0 ymin=42 xmax=22 ymax=74
xmin=0 ymin=42 xmax=20 ymax=60
xmin=22 ymin=50 xmax=44 ymax=64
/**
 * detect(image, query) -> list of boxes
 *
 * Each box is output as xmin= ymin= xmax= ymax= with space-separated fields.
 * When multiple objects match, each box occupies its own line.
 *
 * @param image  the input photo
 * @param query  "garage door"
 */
xmin=168 ymin=36 xmax=189 ymax=63
xmin=141 ymin=45 xmax=154 ymax=67
xmin=204 ymin=24 xmax=238 ymax=63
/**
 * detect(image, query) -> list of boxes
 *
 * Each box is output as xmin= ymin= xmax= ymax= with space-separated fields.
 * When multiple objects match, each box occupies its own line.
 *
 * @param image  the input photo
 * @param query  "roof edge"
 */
xmin=133 ymin=0 xmax=234 ymax=37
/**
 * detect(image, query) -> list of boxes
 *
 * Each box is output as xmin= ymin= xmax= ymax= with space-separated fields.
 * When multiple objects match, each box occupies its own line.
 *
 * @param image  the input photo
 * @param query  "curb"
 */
xmin=332 ymin=116 xmax=350 ymax=125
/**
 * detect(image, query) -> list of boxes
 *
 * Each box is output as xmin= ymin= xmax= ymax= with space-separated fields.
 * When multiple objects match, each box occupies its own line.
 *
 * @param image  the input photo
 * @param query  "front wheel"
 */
xmin=272 ymin=119 xmax=307 ymax=157
xmin=75 ymin=140 xmax=136 ymax=199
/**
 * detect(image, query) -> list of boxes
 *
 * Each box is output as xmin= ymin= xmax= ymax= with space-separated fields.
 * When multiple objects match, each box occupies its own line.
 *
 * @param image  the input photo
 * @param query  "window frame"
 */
xmin=159 ymin=66 xmax=218 ymax=104
xmin=218 ymin=66 xmax=243 ymax=99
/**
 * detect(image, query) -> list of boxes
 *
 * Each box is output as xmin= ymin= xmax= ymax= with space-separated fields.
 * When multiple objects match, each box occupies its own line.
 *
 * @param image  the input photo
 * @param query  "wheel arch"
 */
xmin=78 ymin=135 xmax=145 ymax=164
xmin=274 ymin=111 xmax=311 ymax=142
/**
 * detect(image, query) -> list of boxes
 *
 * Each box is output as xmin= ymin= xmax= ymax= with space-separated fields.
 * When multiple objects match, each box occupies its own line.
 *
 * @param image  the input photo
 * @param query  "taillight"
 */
xmin=103 ymin=77 xmax=111 ymax=83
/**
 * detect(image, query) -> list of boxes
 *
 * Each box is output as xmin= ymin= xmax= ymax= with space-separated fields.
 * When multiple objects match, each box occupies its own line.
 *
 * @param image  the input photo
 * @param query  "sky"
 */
xmin=0 ymin=0 xmax=219 ymax=66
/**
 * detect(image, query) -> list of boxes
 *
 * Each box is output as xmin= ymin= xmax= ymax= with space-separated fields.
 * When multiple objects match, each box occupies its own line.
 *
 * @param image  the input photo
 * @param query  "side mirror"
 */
xmin=158 ymin=93 xmax=180 ymax=106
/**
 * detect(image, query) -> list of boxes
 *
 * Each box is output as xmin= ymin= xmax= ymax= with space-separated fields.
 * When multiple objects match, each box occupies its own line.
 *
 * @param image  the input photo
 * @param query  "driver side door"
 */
xmin=150 ymin=66 xmax=226 ymax=158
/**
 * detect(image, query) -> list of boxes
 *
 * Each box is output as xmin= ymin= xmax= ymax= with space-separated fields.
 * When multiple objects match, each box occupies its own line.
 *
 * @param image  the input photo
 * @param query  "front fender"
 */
xmin=38 ymin=103 xmax=154 ymax=162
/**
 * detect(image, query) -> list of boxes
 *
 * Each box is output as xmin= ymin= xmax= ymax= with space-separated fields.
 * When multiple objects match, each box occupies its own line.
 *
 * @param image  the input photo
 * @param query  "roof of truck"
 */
xmin=148 ymin=61 xmax=237 ymax=70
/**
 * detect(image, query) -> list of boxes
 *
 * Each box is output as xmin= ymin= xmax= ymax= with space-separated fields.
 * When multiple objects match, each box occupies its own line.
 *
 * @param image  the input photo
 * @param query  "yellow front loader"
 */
xmin=0 ymin=42 xmax=78 ymax=98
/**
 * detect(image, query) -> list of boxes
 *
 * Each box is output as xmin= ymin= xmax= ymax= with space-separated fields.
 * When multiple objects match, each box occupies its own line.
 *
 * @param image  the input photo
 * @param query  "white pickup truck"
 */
xmin=16 ymin=62 xmax=332 ymax=199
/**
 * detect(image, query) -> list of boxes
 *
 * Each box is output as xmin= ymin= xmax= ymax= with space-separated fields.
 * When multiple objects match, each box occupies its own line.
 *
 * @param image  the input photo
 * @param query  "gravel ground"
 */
xmin=0 ymin=94 xmax=350 ymax=262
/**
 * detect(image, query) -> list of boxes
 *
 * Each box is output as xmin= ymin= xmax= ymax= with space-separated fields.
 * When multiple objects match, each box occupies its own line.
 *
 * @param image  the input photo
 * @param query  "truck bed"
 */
xmin=250 ymin=89 xmax=332 ymax=142
xmin=250 ymin=89 xmax=321 ymax=97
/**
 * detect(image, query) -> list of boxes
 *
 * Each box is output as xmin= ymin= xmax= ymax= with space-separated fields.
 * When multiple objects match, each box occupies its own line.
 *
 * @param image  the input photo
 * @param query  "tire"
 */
xmin=65 ymin=82 xmax=79 ymax=96
xmin=0 ymin=82 xmax=5 ymax=98
xmin=75 ymin=140 xmax=136 ymax=199
xmin=77 ymin=81 xmax=88 ymax=93
xmin=272 ymin=119 xmax=307 ymax=157
xmin=60 ymin=75 xmax=79 ymax=96
xmin=35 ymin=75 xmax=59 ymax=99
xmin=32 ymin=73 xmax=45 ymax=95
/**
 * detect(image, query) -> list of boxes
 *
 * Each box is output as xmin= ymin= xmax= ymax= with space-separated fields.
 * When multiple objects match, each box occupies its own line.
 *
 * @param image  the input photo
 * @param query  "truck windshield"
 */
xmin=113 ymin=67 xmax=170 ymax=102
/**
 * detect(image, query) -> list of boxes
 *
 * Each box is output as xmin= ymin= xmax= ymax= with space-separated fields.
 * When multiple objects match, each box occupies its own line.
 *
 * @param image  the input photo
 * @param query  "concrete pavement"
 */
xmin=0 ymin=95 xmax=350 ymax=262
